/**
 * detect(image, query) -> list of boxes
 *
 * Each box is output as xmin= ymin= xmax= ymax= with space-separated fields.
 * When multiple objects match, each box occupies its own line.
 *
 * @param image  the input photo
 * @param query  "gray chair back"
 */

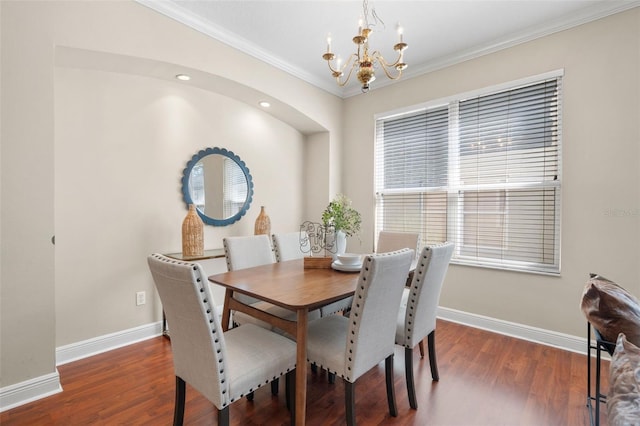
xmin=400 ymin=242 xmax=454 ymax=348
xmin=223 ymin=235 xmax=274 ymax=305
xmin=147 ymin=254 xmax=229 ymax=407
xmin=272 ymin=231 xmax=310 ymax=262
xmin=376 ymin=231 xmax=419 ymax=254
xmin=347 ymin=248 xmax=414 ymax=381
xmin=223 ymin=235 xmax=274 ymax=270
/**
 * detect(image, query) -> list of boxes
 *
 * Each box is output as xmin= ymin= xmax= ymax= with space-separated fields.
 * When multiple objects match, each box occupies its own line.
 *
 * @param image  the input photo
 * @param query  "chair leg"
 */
xmin=405 ymin=347 xmax=418 ymax=409
xmin=246 ymin=391 xmax=254 ymax=401
xmin=217 ymin=406 xmax=229 ymax=426
xmin=385 ymin=355 xmax=398 ymax=417
xmin=286 ymin=370 xmax=296 ymax=426
xmin=427 ymin=330 xmax=439 ymax=381
xmin=285 ymin=376 xmax=290 ymax=411
xmin=418 ymin=339 xmax=425 ymax=358
xmin=311 ymin=363 xmax=318 ymax=374
xmin=328 ymin=371 xmax=336 ymax=384
xmin=345 ymin=381 xmax=356 ymax=426
xmin=285 ymin=373 xmax=291 ymax=411
xmin=173 ymin=376 xmax=186 ymax=426
xmin=271 ymin=378 xmax=279 ymax=395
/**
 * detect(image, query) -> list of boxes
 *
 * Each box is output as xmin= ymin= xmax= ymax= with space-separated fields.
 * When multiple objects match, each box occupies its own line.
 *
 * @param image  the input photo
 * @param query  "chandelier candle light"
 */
xmin=322 ymin=0 xmax=407 ymax=93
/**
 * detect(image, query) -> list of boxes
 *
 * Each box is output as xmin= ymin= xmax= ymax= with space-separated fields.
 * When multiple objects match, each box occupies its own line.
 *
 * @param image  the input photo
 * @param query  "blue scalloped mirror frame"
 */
xmin=181 ymin=147 xmax=254 ymax=226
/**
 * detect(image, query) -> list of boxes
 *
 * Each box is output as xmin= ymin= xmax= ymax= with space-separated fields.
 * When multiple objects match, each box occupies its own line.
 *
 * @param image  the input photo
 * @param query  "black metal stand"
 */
xmin=586 ymin=322 xmax=615 ymax=426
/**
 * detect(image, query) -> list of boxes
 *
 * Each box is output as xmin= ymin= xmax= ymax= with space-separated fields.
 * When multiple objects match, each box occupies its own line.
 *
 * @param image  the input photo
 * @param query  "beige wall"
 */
xmin=342 ymin=9 xmax=640 ymax=337
xmin=1 ymin=0 xmax=57 ymax=389
xmin=1 ymin=0 xmax=638 ymax=399
xmin=1 ymin=0 xmax=342 ymax=388
xmin=54 ymin=67 xmax=309 ymax=345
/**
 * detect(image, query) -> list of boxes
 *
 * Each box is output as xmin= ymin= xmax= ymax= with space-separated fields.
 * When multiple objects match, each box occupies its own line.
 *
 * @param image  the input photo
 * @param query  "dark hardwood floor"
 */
xmin=1 ymin=320 xmax=607 ymax=425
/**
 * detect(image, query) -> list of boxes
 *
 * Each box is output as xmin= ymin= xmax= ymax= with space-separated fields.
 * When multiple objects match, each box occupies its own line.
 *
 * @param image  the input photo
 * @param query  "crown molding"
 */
xmin=135 ymin=0 xmax=344 ymax=97
xmin=342 ymin=1 xmax=640 ymax=97
xmin=137 ymin=0 xmax=640 ymax=99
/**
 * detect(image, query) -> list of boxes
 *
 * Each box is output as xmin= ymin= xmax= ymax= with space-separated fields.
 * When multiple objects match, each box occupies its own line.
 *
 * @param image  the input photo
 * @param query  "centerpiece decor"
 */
xmin=322 ymin=194 xmax=361 ymax=259
xmin=301 ymin=194 xmax=362 ymax=268
xmin=300 ymin=221 xmax=333 ymax=269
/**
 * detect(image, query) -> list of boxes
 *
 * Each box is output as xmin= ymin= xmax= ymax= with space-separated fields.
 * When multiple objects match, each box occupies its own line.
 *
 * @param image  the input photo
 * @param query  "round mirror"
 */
xmin=181 ymin=147 xmax=254 ymax=226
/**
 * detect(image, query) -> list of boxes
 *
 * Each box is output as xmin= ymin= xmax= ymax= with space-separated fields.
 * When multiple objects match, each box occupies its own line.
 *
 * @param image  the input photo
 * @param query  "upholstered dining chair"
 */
xmin=376 ymin=231 xmax=420 ymax=286
xmin=376 ymin=231 xmax=420 ymax=254
xmin=305 ymin=248 xmax=414 ymax=425
xmin=223 ymin=235 xmax=294 ymax=328
xmin=271 ymin=231 xmax=341 ymax=317
xmin=270 ymin=231 xmax=321 ymax=317
xmin=147 ymin=254 xmax=296 ymax=426
xmin=223 ymin=235 xmax=275 ymax=268
xmin=396 ymin=242 xmax=454 ymax=409
xmin=272 ymin=231 xmax=310 ymax=262
xmin=223 ymin=234 xmax=296 ymax=396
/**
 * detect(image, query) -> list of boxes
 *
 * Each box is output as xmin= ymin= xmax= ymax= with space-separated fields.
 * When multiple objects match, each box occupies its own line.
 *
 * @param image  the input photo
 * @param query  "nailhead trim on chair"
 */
xmin=402 ymin=249 xmax=427 ymax=348
xmin=192 ymin=260 xmax=231 ymax=405
xmin=222 ymin=239 xmax=232 ymax=271
xmin=401 ymin=242 xmax=452 ymax=349
xmin=344 ymin=254 xmax=375 ymax=382
xmin=150 ymin=254 xmax=230 ymax=406
xmin=151 ymin=254 xmax=295 ymax=415
xmin=306 ymin=251 xmax=412 ymax=383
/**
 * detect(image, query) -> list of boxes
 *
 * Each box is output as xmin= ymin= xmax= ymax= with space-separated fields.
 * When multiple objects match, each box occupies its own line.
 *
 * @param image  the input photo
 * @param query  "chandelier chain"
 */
xmin=364 ymin=0 xmax=385 ymax=32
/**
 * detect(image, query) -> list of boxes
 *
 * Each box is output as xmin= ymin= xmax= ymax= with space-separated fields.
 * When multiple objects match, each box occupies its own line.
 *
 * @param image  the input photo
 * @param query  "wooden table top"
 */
xmin=208 ymin=259 xmax=360 ymax=311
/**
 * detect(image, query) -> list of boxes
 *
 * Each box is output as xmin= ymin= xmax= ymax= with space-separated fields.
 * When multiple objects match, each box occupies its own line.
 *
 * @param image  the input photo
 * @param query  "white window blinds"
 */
xmin=223 ymin=158 xmax=248 ymax=218
xmin=375 ymin=75 xmax=562 ymax=274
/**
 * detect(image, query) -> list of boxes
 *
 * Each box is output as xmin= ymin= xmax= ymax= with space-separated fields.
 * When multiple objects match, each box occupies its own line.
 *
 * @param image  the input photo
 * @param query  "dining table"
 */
xmin=208 ymin=258 xmax=360 ymax=426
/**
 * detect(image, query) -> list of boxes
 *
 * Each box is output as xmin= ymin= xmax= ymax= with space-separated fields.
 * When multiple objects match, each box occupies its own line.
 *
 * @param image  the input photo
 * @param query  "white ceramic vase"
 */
xmin=326 ymin=229 xmax=347 ymax=260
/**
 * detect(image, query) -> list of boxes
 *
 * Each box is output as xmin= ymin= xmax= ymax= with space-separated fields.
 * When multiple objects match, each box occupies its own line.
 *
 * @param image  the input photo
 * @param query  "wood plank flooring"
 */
xmin=1 ymin=320 xmax=608 ymax=425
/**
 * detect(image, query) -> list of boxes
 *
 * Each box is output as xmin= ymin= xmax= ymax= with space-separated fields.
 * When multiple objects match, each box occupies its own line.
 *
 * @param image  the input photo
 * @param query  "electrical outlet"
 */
xmin=136 ymin=291 xmax=146 ymax=306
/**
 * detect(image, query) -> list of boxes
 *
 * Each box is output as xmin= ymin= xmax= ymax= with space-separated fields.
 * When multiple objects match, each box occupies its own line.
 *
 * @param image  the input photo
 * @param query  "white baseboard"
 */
xmin=1 ymin=310 xmax=588 ymax=413
xmin=56 ymin=321 xmax=163 ymax=365
xmin=0 ymin=321 xmax=163 ymax=412
xmin=438 ymin=306 xmax=588 ymax=354
xmin=0 ymin=371 xmax=62 ymax=413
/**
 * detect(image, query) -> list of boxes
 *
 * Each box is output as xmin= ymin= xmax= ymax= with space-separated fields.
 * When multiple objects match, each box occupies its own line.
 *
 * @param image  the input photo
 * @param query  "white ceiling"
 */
xmin=139 ymin=0 xmax=639 ymax=97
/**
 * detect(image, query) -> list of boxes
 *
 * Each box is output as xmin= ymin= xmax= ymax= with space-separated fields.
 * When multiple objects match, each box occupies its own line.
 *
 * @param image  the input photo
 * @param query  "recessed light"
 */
xmin=175 ymin=74 xmax=191 ymax=81
xmin=259 ymin=101 xmax=271 ymax=108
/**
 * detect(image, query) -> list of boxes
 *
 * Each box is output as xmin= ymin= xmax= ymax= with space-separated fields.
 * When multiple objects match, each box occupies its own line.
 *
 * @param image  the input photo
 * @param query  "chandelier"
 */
xmin=322 ymin=0 xmax=407 ymax=93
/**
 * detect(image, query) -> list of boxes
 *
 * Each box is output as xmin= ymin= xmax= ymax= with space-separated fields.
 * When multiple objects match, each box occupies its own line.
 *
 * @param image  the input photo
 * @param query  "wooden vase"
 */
xmin=182 ymin=204 xmax=204 ymax=257
xmin=254 ymin=206 xmax=271 ymax=235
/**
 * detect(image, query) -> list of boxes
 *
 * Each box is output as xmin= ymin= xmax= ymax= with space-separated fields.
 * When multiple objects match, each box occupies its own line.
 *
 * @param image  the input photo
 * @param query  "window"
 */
xmin=189 ymin=162 xmax=205 ymax=211
xmin=223 ymin=158 xmax=248 ymax=217
xmin=375 ymin=73 xmax=562 ymax=274
xmin=187 ymin=156 xmax=248 ymax=219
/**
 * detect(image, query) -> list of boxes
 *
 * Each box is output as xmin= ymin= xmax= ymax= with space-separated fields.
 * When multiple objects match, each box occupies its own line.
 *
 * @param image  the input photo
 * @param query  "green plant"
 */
xmin=321 ymin=194 xmax=362 ymax=237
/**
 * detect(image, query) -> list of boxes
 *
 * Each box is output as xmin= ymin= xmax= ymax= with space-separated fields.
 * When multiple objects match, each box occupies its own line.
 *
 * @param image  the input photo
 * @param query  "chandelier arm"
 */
xmin=336 ymin=58 xmax=359 ymax=87
xmin=371 ymin=54 xmax=403 ymax=80
xmin=326 ymin=61 xmax=340 ymax=74
xmin=371 ymin=50 xmax=403 ymax=68
xmin=325 ymin=52 xmax=359 ymax=74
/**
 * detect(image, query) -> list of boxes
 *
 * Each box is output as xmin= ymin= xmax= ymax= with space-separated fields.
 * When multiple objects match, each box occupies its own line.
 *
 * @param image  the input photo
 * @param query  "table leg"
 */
xmin=221 ymin=290 xmax=232 ymax=332
xmin=295 ymin=308 xmax=308 ymax=426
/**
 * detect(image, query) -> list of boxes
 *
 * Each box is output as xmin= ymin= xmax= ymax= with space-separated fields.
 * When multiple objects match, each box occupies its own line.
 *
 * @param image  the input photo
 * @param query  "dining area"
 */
xmin=147 ymin=229 xmax=454 ymax=426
